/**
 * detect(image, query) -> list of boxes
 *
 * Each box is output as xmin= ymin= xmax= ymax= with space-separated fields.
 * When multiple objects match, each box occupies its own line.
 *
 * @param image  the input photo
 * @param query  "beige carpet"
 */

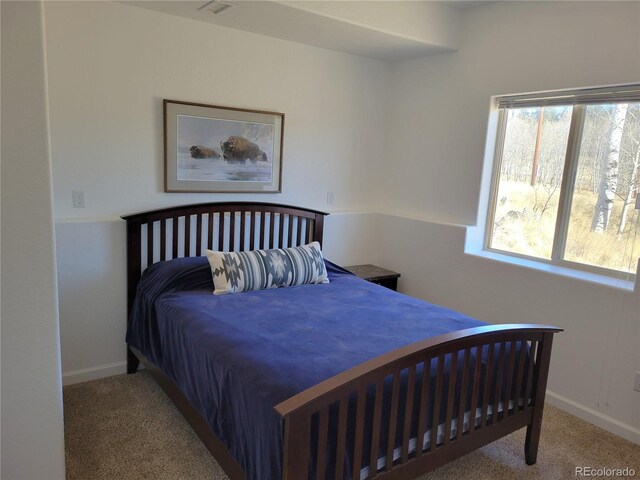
xmin=64 ymin=372 xmax=639 ymax=480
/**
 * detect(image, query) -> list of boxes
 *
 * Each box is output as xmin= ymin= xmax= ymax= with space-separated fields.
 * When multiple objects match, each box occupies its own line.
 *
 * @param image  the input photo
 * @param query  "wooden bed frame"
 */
xmin=122 ymin=201 xmax=561 ymax=480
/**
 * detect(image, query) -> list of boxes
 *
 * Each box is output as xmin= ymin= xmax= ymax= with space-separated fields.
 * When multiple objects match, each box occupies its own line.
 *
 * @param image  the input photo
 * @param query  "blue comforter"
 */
xmin=126 ymin=257 xmax=487 ymax=479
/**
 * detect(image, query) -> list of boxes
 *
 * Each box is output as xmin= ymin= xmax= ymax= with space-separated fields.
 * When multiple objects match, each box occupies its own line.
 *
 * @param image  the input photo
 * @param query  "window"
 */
xmin=487 ymin=85 xmax=640 ymax=278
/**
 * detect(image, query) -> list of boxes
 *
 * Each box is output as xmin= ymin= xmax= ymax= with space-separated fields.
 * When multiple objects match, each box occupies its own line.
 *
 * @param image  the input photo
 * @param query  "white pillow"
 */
xmin=205 ymin=241 xmax=329 ymax=295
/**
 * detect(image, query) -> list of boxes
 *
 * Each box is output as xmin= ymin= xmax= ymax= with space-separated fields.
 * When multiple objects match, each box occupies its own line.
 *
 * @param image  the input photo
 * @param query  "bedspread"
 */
xmin=126 ymin=257 xmax=489 ymax=479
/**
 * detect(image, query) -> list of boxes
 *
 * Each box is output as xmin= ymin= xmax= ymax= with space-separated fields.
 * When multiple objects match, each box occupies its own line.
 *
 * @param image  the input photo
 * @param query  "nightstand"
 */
xmin=344 ymin=264 xmax=401 ymax=291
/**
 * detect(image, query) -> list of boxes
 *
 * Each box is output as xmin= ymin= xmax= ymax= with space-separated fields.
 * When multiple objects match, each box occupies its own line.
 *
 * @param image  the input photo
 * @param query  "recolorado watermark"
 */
xmin=575 ymin=466 xmax=636 ymax=477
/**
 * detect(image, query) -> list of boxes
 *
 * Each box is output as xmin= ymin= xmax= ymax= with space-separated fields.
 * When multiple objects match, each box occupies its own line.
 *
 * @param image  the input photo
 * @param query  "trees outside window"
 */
xmin=488 ymin=87 xmax=640 ymax=277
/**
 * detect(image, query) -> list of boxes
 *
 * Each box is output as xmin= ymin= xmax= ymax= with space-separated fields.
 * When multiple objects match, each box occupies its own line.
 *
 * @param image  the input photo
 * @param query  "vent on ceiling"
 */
xmin=199 ymin=0 xmax=234 ymax=15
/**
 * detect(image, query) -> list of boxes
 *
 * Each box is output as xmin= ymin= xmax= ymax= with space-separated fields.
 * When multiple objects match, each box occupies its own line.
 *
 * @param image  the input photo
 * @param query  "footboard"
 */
xmin=275 ymin=324 xmax=561 ymax=480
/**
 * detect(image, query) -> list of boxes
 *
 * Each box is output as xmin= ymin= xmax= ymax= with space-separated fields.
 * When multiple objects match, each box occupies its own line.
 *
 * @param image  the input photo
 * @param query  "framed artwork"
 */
xmin=164 ymin=99 xmax=284 ymax=193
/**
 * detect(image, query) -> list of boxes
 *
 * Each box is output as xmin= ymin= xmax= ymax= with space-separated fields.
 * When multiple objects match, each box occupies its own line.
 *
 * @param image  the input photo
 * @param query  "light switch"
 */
xmin=72 ymin=190 xmax=85 ymax=208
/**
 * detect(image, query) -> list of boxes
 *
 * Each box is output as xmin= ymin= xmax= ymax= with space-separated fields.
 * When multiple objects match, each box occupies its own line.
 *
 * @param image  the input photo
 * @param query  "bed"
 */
xmin=122 ymin=201 xmax=561 ymax=480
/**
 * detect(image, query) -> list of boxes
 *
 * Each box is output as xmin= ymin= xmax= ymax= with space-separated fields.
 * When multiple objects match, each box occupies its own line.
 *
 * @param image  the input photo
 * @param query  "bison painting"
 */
xmin=190 ymin=145 xmax=221 ymax=159
xmin=220 ymin=136 xmax=268 ymax=164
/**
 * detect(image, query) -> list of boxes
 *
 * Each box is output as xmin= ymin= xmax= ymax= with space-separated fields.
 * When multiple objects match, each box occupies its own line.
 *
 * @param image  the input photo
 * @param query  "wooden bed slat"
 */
xmin=316 ymin=408 xmax=329 ymax=480
xmin=307 ymin=219 xmax=314 ymax=245
xmin=229 ymin=212 xmax=236 ymax=252
xmin=443 ymin=352 xmax=458 ymax=445
xmin=504 ymin=341 xmax=518 ymax=417
xmin=480 ymin=344 xmax=495 ymax=428
xmin=207 ymin=213 xmax=214 ymax=250
xmin=219 ymin=213 xmax=225 ymax=251
xmin=492 ymin=342 xmax=506 ymax=424
xmin=415 ymin=357 xmax=431 ymax=458
xmin=239 ymin=212 xmax=246 ymax=251
xmin=352 ymin=387 xmax=366 ymax=480
xmin=260 ymin=212 xmax=266 ymax=249
xmin=369 ymin=380 xmax=384 ymax=477
xmin=385 ymin=371 xmax=401 ymax=470
xmin=172 ymin=218 xmax=178 ymax=259
xmin=469 ymin=346 xmax=483 ymax=435
xmin=430 ymin=355 xmax=445 ymax=451
xmin=147 ymin=222 xmax=153 ymax=266
xmin=334 ymin=397 xmax=348 ymax=480
xmin=297 ymin=217 xmax=304 ymax=246
xmin=185 ymin=215 xmax=191 ymax=257
xmin=524 ymin=341 xmax=538 ymax=410
xmin=278 ymin=213 xmax=285 ymax=248
xmin=288 ymin=215 xmax=294 ymax=248
xmin=160 ymin=219 xmax=166 ymax=261
xmin=283 ymin=412 xmax=312 ymax=480
xmin=401 ymin=365 xmax=416 ymax=463
xmin=196 ymin=214 xmax=203 ymax=255
xmin=269 ymin=213 xmax=275 ymax=250
xmin=249 ymin=212 xmax=256 ymax=251
xmin=514 ymin=341 xmax=527 ymax=413
xmin=456 ymin=348 xmax=471 ymax=440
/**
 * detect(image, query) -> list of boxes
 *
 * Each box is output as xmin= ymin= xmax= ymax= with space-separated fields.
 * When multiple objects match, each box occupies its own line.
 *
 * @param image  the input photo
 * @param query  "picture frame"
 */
xmin=164 ymin=99 xmax=284 ymax=193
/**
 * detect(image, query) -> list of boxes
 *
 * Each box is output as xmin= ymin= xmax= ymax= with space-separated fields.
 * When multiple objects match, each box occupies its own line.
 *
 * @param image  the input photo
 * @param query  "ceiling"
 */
xmin=122 ymin=1 xmax=492 ymax=62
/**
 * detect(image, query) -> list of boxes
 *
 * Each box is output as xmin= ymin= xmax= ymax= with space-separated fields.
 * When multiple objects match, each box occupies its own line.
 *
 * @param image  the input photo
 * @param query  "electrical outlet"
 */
xmin=72 ymin=190 xmax=85 ymax=208
xmin=634 ymin=371 xmax=640 ymax=393
xmin=326 ymin=191 xmax=334 ymax=205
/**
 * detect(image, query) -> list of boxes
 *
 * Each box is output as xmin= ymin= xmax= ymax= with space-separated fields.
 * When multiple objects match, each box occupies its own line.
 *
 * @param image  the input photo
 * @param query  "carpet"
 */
xmin=63 ymin=372 xmax=639 ymax=479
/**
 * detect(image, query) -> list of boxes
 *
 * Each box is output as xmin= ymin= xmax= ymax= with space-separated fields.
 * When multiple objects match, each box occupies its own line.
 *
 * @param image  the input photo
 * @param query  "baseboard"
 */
xmin=546 ymin=390 xmax=640 ymax=445
xmin=62 ymin=361 xmax=128 ymax=386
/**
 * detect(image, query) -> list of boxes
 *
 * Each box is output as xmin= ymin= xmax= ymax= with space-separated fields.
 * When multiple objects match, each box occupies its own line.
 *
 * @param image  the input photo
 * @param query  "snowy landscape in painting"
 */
xmin=177 ymin=114 xmax=274 ymax=182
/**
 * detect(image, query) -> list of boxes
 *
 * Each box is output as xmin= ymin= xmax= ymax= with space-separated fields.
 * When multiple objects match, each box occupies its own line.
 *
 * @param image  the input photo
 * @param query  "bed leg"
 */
xmin=127 ymin=347 xmax=140 ymax=374
xmin=524 ymin=414 xmax=542 ymax=465
xmin=525 ymin=332 xmax=554 ymax=466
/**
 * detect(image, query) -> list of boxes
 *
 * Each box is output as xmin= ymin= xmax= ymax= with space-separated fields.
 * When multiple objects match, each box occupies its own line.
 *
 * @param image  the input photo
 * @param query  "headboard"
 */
xmin=121 ymin=202 xmax=328 ymax=316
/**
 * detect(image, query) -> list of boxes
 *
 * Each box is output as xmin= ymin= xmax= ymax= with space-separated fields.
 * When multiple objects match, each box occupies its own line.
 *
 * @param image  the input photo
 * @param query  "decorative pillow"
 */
xmin=205 ymin=241 xmax=329 ymax=295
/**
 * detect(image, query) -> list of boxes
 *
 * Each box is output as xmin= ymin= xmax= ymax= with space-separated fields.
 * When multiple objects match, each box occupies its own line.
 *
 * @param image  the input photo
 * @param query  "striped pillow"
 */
xmin=205 ymin=241 xmax=329 ymax=295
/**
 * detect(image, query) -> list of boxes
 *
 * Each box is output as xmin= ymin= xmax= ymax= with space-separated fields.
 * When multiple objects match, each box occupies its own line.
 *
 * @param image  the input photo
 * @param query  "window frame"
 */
xmin=484 ymin=89 xmax=639 ymax=281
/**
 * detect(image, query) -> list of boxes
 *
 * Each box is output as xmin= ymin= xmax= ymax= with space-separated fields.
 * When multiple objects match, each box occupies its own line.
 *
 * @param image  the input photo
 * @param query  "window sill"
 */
xmin=465 ymin=248 xmax=637 ymax=293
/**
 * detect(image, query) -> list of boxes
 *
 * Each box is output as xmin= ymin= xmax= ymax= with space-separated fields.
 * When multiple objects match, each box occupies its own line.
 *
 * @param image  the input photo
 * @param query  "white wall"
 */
xmin=380 ymin=1 xmax=640 ymax=442
xmin=43 ymin=1 xmax=389 ymax=383
xmin=280 ymin=0 xmax=460 ymax=49
xmin=383 ymin=1 xmax=640 ymax=225
xmin=45 ymin=1 xmax=388 ymax=220
xmin=1 ymin=2 xmax=66 ymax=478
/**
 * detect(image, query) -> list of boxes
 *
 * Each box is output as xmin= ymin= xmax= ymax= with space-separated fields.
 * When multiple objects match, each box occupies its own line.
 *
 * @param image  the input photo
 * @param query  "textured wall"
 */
xmin=383 ymin=1 xmax=640 ymax=224
xmin=45 ymin=1 xmax=389 ymax=220
xmin=1 ymin=1 xmax=66 ymax=478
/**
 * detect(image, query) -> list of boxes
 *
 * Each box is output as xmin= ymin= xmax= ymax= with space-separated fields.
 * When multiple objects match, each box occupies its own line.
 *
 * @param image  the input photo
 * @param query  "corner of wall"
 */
xmin=1 ymin=1 xmax=66 ymax=478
